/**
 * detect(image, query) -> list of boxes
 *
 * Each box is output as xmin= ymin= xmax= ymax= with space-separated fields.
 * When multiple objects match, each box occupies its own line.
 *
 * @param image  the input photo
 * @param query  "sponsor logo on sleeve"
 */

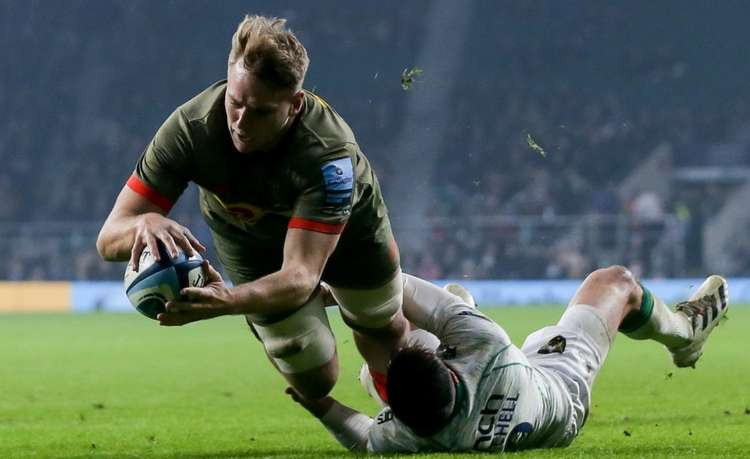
xmin=320 ymin=158 xmax=353 ymax=208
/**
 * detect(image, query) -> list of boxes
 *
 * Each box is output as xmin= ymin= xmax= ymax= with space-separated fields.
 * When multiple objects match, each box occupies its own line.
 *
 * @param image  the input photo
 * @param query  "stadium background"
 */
xmin=2 ymin=2 xmax=750 ymax=458
xmin=4 ymin=1 xmax=750 ymax=309
xmin=0 ymin=1 xmax=750 ymax=281
xmin=5 ymin=1 xmax=750 ymax=288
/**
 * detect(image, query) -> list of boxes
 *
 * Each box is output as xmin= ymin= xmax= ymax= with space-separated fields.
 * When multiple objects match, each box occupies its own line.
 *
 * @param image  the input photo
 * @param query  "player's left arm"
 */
xmin=286 ymin=387 xmax=372 ymax=453
xmin=158 ymin=227 xmax=338 ymax=325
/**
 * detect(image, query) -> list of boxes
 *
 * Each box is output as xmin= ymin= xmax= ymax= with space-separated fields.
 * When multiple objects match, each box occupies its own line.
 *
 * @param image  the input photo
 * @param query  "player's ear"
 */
xmin=290 ymin=90 xmax=304 ymax=115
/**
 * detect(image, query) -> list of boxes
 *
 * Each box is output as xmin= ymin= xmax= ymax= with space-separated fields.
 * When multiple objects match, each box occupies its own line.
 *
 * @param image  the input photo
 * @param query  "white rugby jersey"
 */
xmin=367 ymin=302 xmax=578 ymax=453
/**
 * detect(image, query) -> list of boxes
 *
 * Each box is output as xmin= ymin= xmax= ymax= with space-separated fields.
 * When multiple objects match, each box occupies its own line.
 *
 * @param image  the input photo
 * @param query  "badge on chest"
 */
xmin=212 ymin=193 xmax=268 ymax=225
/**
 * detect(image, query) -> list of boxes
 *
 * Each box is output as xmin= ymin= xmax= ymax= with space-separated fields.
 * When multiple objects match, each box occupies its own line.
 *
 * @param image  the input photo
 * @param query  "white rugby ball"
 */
xmin=124 ymin=242 xmax=205 ymax=320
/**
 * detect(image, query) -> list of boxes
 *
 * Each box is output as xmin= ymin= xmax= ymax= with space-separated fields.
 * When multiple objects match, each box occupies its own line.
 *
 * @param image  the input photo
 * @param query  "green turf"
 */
xmin=1 ymin=306 xmax=748 ymax=458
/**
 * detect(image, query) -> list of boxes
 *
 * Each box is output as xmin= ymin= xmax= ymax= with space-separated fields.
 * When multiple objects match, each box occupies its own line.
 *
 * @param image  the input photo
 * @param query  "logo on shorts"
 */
xmin=537 ymin=335 xmax=566 ymax=354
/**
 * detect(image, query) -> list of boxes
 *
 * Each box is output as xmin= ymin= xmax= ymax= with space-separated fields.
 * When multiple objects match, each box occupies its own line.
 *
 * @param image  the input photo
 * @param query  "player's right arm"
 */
xmin=96 ymin=107 xmax=203 ymax=268
xmin=402 ymin=273 xmax=512 ymax=345
xmin=96 ymin=185 xmax=205 ymax=268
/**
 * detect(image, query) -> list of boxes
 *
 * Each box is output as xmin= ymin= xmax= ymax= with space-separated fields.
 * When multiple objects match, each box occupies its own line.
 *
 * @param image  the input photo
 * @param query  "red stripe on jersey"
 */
xmin=126 ymin=175 xmax=174 ymax=213
xmin=288 ymin=217 xmax=346 ymax=234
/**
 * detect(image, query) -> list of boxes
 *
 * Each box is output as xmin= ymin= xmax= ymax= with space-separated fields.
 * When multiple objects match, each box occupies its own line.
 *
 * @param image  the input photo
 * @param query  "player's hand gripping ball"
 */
xmin=124 ymin=241 xmax=205 ymax=319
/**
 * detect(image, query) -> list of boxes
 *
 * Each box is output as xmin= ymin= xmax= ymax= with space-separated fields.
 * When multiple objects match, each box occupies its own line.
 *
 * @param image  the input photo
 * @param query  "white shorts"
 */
xmin=329 ymin=270 xmax=403 ymax=329
xmin=521 ymin=305 xmax=613 ymax=430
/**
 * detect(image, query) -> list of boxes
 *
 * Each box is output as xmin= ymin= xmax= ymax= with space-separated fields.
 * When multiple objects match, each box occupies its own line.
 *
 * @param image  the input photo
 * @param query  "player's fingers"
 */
xmin=166 ymin=297 xmax=215 ymax=312
xmin=157 ymin=312 xmax=174 ymax=325
xmin=157 ymin=312 xmax=173 ymax=325
xmin=165 ymin=300 xmax=190 ymax=313
xmin=182 ymin=229 xmax=206 ymax=253
xmin=202 ymin=261 xmax=223 ymax=283
xmin=130 ymin=237 xmax=145 ymax=272
xmin=180 ymin=287 xmax=214 ymax=303
xmin=159 ymin=309 xmax=219 ymax=325
xmin=171 ymin=229 xmax=195 ymax=257
xmin=145 ymin=233 xmax=161 ymax=262
xmin=161 ymin=232 xmax=182 ymax=259
xmin=157 ymin=312 xmax=190 ymax=326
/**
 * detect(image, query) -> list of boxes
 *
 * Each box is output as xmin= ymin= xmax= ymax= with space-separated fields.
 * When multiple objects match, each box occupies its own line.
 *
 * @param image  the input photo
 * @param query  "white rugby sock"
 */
xmin=621 ymin=285 xmax=692 ymax=349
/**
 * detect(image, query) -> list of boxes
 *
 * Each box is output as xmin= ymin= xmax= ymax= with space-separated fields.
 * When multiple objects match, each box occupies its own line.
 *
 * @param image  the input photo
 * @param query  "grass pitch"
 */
xmin=1 ymin=306 xmax=748 ymax=458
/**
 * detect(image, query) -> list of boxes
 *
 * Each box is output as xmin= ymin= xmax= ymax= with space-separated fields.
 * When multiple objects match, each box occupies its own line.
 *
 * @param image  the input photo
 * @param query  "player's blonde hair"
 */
xmin=228 ymin=15 xmax=309 ymax=91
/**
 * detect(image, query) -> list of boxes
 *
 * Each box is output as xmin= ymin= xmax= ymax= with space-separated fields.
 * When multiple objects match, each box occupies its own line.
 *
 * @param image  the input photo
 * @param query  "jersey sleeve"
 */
xmin=127 ymin=108 xmax=193 ymax=212
xmin=288 ymin=149 xmax=355 ymax=235
xmin=367 ymin=408 xmax=425 ymax=453
xmin=402 ymin=274 xmax=512 ymax=347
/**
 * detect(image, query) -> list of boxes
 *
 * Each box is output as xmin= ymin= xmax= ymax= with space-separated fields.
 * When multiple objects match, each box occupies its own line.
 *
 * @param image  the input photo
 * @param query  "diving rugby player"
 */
xmin=97 ymin=15 xmax=408 ymax=401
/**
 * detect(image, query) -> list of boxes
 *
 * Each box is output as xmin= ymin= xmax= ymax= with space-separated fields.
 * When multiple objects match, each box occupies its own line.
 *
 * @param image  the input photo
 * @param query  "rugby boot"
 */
xmin=669 ymin=275 xmax=729 ymax=368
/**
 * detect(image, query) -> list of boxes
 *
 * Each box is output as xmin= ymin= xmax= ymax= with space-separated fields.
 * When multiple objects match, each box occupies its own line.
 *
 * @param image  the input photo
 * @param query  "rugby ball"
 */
xmin=124 ymin=242 xmax=205 ymax=319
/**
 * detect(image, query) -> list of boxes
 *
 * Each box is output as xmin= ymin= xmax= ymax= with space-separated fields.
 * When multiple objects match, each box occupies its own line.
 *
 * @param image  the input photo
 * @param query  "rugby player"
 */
xmin=289 ymin=267 xmax=729 ymax=453
xmin=96 ymin=15 xmax=408 ymax=401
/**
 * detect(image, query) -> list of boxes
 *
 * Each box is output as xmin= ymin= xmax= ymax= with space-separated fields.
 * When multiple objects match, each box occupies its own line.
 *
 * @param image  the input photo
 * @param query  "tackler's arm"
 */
xmin=286 ymin=389 xmax=372 ymax=452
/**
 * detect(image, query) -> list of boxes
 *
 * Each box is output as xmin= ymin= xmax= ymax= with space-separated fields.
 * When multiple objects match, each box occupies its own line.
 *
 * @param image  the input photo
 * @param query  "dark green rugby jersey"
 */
xmin=127 ymin=80 xmax=398 ymax=288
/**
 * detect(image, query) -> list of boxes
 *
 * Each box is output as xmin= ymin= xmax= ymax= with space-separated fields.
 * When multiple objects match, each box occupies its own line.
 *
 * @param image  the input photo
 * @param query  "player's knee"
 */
xmin=250 ymin=293 xmax=337 ymax=376
xmin=586 ymin=265 xmax=637 ymax=292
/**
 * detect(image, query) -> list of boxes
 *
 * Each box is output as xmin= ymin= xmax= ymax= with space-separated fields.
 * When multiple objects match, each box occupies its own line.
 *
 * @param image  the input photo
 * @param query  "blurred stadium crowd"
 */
xmin=3 ymin=1 xmax=750 ymax=281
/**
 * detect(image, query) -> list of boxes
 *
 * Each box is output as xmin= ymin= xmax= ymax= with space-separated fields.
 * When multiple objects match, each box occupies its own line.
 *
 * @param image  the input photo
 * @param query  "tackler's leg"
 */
xmin=245 ymin=288 xmax=339 ymax=400
xmin=564 ymin=265 xmax=643 ymax=340
xmin=541 ymin=264 xmax=657 ymax=369
xmin=520 ymin=266 xmax=644 ymax=434
xmin=549 ymin=265 xmax=729 ymax=367
xmin=520 ymin=266 xmax=729 ymax=442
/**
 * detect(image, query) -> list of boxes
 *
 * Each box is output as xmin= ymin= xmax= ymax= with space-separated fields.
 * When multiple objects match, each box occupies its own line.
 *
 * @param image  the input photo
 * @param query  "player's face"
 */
xmin=225 ymin=61 xmax=303 ymax=154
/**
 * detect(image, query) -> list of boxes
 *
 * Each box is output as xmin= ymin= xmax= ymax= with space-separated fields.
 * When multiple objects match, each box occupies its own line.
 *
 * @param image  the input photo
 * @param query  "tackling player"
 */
xmin=289 ymin=267 xmax=729 ymax=453
xmin=96 ymin=15 xmax=408 ymax=401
